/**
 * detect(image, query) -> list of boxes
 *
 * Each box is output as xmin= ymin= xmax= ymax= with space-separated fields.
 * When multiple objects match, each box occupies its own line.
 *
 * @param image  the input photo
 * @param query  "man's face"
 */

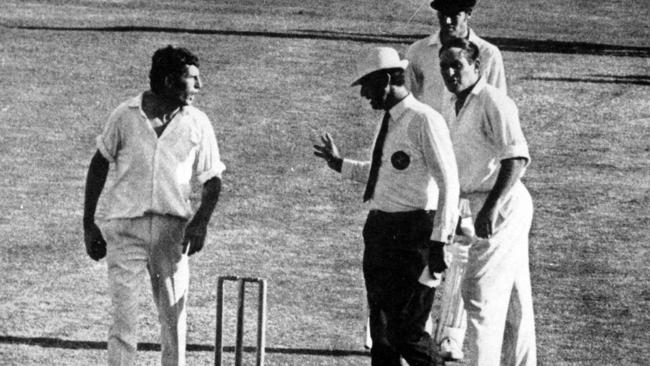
xmin=359 ymin=72 xmax=390 ymax=110
xmin=439 ymin=47 xmax=480 ymax=95
xmin=437 ymin=10 xmax=470 ymax=39
xmin=165 ymin=64 xmax=202 ymax=106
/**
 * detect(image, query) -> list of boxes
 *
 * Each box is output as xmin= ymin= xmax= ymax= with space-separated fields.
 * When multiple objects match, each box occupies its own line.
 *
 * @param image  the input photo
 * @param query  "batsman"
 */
xmin=404 ymin=0 xmax=509 ymax=360
xmin=440 ymin=37 xmax=537 ymax=365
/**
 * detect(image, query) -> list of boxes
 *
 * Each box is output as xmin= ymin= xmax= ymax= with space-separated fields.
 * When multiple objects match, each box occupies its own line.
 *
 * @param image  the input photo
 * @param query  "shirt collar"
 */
xmin=388 ymin=93 xmax=415 ymax=121
xmin=467 ymin=28 xmax=479 ymax=43
xmin=429 ymin=28 xmax=477 ymax=47
xmin=428 ymin=33 xmax=441 ymax=46
xmin=450 ymin=76 xmax=487 ymax=104
xmin=469 ymin=75 xmax=487 ymax=96
xmin=129 ymin=92 xmax=189 ymax=116
xmin=127 ymin=93 xmax=143 ymax=108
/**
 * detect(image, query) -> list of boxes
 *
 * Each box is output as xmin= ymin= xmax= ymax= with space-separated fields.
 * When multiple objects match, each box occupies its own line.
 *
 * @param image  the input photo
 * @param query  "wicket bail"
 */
xmin=215 ymin=276 xmax=267 ymax=366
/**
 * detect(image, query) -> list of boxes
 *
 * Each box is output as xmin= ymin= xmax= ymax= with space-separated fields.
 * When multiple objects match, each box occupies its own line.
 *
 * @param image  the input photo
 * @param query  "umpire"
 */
xmin=313 ymin=47 xmax=459 ymax=366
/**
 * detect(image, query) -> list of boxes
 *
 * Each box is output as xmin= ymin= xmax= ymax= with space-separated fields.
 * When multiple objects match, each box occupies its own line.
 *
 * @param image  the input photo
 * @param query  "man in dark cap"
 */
xmin=404 ymin=0 xmax=508 ymax=361
xmin=406 ymin=0 xmax=506 ymax=121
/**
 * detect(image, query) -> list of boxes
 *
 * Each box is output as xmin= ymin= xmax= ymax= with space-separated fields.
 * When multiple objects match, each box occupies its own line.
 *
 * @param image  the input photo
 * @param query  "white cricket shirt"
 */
xmin=448 ymin=77 xmax=530 ymax=194
xmin=341 ymin=94 xmax=459 ymax=242
xmin=97 ymin=93 xmax=226 ymax=220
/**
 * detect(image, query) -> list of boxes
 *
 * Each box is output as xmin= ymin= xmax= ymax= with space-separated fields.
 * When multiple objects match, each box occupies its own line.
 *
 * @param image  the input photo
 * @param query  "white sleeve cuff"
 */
xmin=96 ymin=135 xmax=116 ymax=163
xmin=197 ymin=161 xmax=226 ymax=184
xmin=340 ymin=159 xmax=357 ymax=180
xmin=500 ymin=144 xmax=530 ymax=167
xmin=431 ymin=228 xmax=453 ymax=243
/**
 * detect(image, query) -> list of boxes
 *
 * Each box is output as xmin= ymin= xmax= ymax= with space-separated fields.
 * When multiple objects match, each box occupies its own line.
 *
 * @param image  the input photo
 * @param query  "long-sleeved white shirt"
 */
xmin=406 ymin=29 xmax=506 ymax=121
xmin=341 ymin=94 xmax=459 ymax=242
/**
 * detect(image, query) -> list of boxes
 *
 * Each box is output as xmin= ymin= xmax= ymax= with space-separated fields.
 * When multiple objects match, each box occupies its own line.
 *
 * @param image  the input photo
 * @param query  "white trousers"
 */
xmin=462 ymin=182 xmax=537 ymax=366
xmin=102 ymin=214 xmax=189 ymax=366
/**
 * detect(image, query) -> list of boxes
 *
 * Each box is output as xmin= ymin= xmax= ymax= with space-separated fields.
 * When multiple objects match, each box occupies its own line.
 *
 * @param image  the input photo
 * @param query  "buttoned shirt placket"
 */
xmin=139 ymin=107 xmax=177 ymax=214
xmin=137 ymin=103 xmax=199 ymax=218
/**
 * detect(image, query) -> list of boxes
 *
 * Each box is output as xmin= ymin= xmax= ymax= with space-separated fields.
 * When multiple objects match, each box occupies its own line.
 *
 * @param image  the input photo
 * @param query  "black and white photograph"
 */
xmin=0 ymin=1 xmax=648 ymax=365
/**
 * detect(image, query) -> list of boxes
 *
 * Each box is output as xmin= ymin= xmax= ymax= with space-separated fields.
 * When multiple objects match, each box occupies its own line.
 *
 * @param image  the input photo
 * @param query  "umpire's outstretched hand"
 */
xmin=84 ymin=222 xmax=107 ymax=261
xmin=313 ymin=132 xmax=343 ymax=172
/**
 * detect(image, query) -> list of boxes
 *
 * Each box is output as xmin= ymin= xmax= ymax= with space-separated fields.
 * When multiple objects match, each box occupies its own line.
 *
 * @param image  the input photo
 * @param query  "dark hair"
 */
xmin=439 ymin=37 xmax=480 ymax=63
xmin=149 ymin=45 xmax=199 ymax=94
xmin=430 ymin=0 xmax=476 ymax=14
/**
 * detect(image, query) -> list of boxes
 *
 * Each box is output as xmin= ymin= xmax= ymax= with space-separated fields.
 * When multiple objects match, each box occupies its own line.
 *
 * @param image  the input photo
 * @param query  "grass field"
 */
xmin=0 ymin=0 xmax=648 ymax=365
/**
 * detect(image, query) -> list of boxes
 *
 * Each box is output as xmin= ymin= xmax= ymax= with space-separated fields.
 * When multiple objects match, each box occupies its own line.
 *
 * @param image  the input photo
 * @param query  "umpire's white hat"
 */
xmin=351 ymin=47 xmax=409 ymax=86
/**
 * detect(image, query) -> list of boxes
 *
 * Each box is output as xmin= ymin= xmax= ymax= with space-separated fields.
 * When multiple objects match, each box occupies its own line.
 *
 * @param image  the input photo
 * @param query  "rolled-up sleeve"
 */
xmin=420 ymin=112 xmax=460 ymax=242
xmin=195 ymin=116 xmax=226 ymax=184
xmin=96 ymin=109 xmax=121 ymax=163
xmin=485 ymin=95 xmax=530 ymax=167
xmin=484 ymin=48 xmax=507 ymax=93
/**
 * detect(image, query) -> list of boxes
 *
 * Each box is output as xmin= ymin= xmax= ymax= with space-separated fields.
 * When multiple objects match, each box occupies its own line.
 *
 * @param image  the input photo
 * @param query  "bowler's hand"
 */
xmin=428 ymin=241 xmax=447 ymax=275
xmin=313 ymin=132 xmax=342 ymax=172
xmin=475 ymin=205 xmax=498 ymax=239
xmin=182 ymin=218 xmax=208 ymax=256
xmin=84 ymin=222 xmax=106 ymax=261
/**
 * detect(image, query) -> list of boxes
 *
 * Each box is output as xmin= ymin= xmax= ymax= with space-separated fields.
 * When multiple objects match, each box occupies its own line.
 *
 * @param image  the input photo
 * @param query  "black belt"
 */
xmin=367 ymin=209 xmax=435 ymax=224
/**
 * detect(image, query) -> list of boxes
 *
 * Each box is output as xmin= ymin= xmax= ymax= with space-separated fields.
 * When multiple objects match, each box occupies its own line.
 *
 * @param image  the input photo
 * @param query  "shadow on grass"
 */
xmin=0 ymin=335 xmax=370 ymax=357
xmin=523 ymin=74 xmax=650 ymax=86
xmin=2 ymin=24 xmax=649 ymax=57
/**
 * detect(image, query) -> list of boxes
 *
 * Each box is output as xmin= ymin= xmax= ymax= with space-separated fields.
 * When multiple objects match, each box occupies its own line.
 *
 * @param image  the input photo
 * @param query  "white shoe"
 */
xmin=364 ymin=317 xmax=372 ymax=349
xmin=439 ymin=337 xmax=464 ymax=361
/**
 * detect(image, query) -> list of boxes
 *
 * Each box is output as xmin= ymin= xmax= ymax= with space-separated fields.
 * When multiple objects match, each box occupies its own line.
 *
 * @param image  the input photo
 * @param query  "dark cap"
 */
xmin=430 ymin=0 xmax=477 ymax=14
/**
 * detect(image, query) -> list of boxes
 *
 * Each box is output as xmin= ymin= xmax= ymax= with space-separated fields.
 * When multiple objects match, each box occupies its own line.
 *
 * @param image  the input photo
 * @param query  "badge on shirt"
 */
xmin=391 ymin=151 xmax=410 ymax=170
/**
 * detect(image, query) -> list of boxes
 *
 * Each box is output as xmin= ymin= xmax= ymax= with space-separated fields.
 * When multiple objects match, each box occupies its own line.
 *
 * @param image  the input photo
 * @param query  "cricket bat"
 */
xmin=434 ymin=200 xmax=475 ymax=361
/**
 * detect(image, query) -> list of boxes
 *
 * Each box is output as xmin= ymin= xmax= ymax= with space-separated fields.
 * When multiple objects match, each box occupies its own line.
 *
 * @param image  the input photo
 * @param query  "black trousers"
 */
xmin=363 ymin=210 xmax=438 ymax=366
